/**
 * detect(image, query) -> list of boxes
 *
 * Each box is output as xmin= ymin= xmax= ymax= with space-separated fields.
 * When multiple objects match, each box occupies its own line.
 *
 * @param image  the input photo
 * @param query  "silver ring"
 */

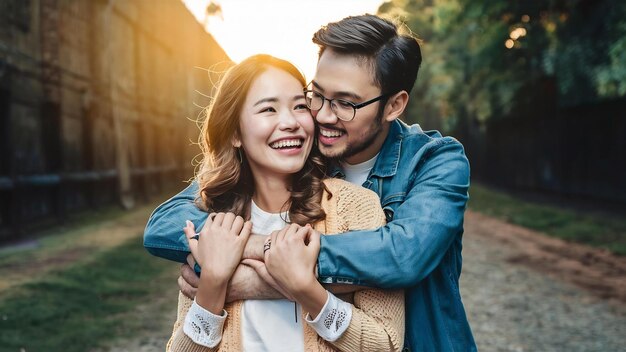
xmin=191 ymin=233 xmax=200 ymax=241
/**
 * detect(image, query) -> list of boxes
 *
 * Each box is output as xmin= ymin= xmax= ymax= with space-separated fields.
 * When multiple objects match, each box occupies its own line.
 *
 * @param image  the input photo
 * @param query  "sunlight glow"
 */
xmin=182 ymin=0 xmax=385 ymax=79
xmin=509 ymin=27 xmax=527 ymax=40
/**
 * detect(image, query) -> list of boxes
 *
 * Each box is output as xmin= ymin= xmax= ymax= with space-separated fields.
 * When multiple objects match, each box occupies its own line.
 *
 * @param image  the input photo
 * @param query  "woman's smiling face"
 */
xmin=236 ymin=66 xmax=314 ymax=180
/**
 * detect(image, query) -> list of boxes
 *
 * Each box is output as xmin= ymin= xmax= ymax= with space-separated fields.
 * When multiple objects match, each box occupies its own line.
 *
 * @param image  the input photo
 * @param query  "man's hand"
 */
xmin=178 ymin=254 xmax=287 ymax=301
xmin=242 ymin=234 xmax=267 ymax=260
xmin=241 ymin=258 xmax=295 ymax=301
xmin=178 ymin=254 xmax=199 ymax=299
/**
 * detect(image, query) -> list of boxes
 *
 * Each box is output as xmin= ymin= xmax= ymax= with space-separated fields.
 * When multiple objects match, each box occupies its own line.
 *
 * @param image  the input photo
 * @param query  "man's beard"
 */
xmin=329 ymin=109 xmax=384 ymax=162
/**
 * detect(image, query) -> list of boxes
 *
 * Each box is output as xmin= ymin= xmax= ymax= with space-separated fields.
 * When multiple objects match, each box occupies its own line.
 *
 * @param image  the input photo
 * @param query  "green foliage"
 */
xmin=0 ymin=239 xmax=172 ymax=352
xmin=594 ymin=32 xmax=626 ymax=97
xmin=378 ymin=0 xmax=626 ymax=132
xmin=468 ymin=183 xmax=626 ymax=256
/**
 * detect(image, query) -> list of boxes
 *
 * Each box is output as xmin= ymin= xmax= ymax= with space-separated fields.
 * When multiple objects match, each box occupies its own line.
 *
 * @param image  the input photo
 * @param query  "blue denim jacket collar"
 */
xmin=370 ymin=119 xmax=403 ymax=178
xmin=328 ymin=163 xmax=344 ymax=179
xmin=328 ymin=119 xmax=411 ymax=179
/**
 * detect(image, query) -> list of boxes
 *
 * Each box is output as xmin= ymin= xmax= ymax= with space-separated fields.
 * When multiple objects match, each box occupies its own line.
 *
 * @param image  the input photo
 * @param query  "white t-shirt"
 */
xmin=340 ymin=153 xmax=379 ymax=186
xmin=240 ymin=201 xmax=304 ymax=352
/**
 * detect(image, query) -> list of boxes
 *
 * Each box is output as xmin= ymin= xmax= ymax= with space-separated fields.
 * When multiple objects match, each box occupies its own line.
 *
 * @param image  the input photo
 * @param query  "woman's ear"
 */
xmin=232 ymin=135 xmax=242 ymax=148
xmin=384 ymin=91 xmax=410 ymax=122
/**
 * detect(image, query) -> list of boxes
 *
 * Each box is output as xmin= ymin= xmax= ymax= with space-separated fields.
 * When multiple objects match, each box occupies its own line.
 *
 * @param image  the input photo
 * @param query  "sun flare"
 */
xmin=182 ymin=0 xmax=385 ymax=79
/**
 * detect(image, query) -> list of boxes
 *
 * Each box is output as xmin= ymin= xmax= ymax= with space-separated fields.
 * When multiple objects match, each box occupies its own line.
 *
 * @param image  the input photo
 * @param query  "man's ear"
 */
xmin=383 ymin=91 xmax=409 ymax=122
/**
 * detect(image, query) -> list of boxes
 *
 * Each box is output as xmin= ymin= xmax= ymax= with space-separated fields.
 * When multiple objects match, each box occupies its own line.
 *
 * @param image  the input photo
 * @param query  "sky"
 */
xmin=182 ymin=0 xmax=385 ymax=79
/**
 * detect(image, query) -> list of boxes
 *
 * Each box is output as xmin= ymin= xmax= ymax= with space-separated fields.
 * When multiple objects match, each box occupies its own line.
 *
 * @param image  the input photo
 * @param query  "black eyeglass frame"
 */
xmin=303 ymin=89 xmax=390 ymax=122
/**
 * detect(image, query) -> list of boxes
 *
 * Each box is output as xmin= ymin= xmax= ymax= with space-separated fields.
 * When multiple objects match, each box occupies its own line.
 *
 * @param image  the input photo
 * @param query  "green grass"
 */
xmin=468 ymin=183 xmax=626 ymax=256
xmin=0 ymin=237 xmax=174 ymax=352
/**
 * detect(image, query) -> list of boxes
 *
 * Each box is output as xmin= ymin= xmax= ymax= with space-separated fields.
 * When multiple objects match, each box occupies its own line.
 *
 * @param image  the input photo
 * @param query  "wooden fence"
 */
xmin=0 ymin=0 xmax=230 ymax=243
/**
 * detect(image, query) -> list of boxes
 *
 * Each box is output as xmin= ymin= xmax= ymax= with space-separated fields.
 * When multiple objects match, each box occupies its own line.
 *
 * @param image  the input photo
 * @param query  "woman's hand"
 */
xmin=184 ymin=212 xmax=252 ymax=284
xmin=264 ymin=224 xmax=327 ymax=317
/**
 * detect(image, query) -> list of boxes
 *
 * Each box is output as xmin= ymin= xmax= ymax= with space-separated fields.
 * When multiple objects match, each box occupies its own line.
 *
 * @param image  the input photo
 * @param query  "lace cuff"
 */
xmin=183 ymin=299 xmax=228 ymax=348
xmin=305 ymin=291 xmax=353 ymax=342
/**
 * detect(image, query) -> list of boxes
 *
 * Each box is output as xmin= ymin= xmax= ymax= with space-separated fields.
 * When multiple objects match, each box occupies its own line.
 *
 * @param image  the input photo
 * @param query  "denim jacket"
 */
xmin=143 ymin=120 xmax=476 ymax=351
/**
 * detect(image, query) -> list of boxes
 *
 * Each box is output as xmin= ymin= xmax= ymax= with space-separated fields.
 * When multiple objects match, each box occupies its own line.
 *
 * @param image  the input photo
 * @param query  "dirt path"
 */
xmin=462 ymin=210 xmax=626 ymax=351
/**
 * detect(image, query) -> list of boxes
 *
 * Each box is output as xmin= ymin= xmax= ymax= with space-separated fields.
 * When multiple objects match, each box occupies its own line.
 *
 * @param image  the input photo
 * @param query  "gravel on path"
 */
xmin=462 ymin=211 xmax=626 ymax=352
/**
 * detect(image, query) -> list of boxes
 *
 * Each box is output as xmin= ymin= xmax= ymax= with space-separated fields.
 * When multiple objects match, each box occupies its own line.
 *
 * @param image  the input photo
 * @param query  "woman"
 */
xmin=165 ymin=54 xmax=404 ymax=351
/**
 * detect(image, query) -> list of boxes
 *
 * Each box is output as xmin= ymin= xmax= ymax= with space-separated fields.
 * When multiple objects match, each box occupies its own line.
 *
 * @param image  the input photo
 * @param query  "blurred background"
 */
xmin=380 ymin=0 xmax=626 ymax=204
xmin=0 ymin=0 xmax=624 ymax=351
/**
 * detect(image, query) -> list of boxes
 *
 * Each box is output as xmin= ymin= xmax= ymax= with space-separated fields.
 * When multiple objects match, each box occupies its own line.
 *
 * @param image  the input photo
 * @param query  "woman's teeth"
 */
xmin=270 ymin=139 xmax=303 ymax=149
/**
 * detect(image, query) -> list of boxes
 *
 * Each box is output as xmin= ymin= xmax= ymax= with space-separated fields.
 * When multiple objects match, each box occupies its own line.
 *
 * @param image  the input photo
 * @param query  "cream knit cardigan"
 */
xmin=167 ymin=178 xmax=405 ymax=352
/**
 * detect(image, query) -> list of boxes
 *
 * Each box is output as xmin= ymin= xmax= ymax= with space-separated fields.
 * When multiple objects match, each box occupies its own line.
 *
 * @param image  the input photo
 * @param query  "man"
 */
xmin=145 ymin=14 xmax=476 ymax=351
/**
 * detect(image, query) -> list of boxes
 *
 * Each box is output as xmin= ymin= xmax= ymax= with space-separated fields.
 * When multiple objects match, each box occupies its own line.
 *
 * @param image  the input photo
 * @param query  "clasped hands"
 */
xmin=182 ymin=212 xmax=321 ymax=301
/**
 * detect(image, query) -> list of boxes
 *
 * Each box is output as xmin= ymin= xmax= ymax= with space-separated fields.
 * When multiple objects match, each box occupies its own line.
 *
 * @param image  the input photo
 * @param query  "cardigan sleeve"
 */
xmin=167 ymin=292 xmax=221 ymax=352
xmin=320 ymin=179 xmax=406 ymax=352
xmin=333 ymin=289 xmax=405 ymax=351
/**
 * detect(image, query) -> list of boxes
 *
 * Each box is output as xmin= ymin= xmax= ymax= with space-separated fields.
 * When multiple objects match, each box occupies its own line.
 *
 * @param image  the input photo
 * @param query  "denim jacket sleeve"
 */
xmin=143 ymin=181 xmax=208 ymax=263
xmin=317 ymin=140 xmax=470 ymax=289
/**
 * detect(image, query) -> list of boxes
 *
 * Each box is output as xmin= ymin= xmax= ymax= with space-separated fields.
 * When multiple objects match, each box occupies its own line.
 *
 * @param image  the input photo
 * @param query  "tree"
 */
xmin=377 ymin=0 xmax=626 ymax=133
xmin=202 ymin=1 xmax=223 ymax=27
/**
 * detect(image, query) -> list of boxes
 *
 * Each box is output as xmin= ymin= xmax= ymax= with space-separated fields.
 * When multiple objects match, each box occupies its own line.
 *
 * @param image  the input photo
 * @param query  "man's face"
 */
xmin=311 ymin=49 xmax=389 ymax=164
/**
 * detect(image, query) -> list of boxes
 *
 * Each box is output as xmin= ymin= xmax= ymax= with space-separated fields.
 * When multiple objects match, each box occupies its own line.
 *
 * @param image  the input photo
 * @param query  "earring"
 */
xmin=237 ymin=147 xmax=243 ymax=164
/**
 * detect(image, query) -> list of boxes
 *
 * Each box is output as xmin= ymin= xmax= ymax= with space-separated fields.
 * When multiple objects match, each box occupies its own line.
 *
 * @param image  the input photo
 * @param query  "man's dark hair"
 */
xmin=313 ymin=14 xmax=422 ymax=95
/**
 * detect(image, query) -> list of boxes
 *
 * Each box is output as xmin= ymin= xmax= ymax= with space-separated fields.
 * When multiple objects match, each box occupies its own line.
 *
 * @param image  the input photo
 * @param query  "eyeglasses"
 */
xmin=303 ymin=90 xmax=389 ymax=122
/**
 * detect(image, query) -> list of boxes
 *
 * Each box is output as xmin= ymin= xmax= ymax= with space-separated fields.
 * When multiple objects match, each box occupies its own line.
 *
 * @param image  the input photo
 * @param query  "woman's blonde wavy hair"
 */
xmin=196 ymin=54 xmax=329 ymax=225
